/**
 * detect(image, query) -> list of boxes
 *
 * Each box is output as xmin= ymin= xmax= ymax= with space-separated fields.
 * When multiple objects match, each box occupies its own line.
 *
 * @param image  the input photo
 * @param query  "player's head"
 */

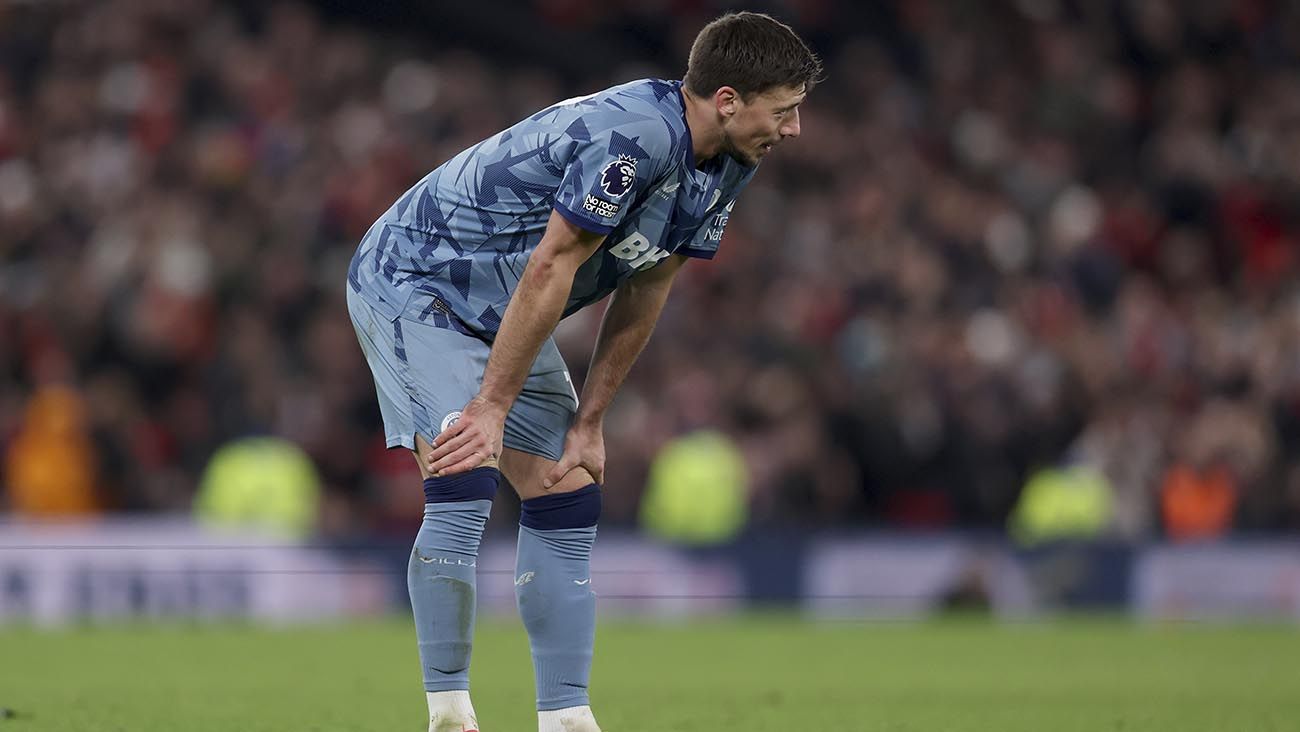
xmin=684 ymin=11 xmax=822 ymax=167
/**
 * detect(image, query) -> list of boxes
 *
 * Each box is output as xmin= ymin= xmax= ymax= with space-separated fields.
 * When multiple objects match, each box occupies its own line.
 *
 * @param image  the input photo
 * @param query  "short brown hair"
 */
xmin=684 ymin=12 xmax=822 ymax=100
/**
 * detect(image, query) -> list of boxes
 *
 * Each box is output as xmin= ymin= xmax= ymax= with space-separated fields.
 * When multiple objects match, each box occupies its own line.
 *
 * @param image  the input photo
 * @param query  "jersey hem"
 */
xmin=677 ymin=246 xmax=718 ymax=260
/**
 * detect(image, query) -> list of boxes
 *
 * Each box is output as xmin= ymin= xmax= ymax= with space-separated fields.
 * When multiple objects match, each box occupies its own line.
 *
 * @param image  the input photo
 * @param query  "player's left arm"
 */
xmin=544 ymin=254 xmax=689 ymax=488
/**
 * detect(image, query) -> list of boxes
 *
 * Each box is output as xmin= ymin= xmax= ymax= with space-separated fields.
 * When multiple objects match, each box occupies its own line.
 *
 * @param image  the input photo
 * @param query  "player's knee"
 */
xmin=519 ymin=483 xmax=601 ymax=530
xmin=423 ymin=466 xmax=500 ymax=504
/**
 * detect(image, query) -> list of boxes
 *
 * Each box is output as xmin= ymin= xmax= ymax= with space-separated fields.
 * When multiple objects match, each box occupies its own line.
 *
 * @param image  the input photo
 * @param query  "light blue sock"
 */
xmin=515 ymin=484 xmax=601 ymax=711
xmin=410 ymin=468 xmax=497 ymax=692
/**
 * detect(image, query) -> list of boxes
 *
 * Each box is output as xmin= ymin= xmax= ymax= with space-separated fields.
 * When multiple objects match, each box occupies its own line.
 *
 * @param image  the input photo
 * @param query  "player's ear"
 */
xmin=714 ymin=86 xmax=740 ymax=118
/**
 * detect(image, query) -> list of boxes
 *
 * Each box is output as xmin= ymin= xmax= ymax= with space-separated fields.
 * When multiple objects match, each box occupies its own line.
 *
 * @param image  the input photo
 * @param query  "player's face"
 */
xmin=720 ymin=83 xmax=806 ymax=167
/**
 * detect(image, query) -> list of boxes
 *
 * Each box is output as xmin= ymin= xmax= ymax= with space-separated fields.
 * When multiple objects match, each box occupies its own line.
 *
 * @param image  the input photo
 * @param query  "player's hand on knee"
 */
xmin=544 ymin=420 xmax=605 ymax=488
xmin=428 ymin=397 xmax=505 ymax=476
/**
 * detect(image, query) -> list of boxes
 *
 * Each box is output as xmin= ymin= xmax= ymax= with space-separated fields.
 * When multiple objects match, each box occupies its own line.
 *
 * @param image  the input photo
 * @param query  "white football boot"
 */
xmin=538 ymin=705 xmax=602 ymax=732
xmin=426 ymin=690 xmax=480 ymax=732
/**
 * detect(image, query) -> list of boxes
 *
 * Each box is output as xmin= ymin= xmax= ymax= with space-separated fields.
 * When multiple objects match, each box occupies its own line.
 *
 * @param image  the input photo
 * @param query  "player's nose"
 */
xmin=780 ymin=108 xmax=801 ymax=139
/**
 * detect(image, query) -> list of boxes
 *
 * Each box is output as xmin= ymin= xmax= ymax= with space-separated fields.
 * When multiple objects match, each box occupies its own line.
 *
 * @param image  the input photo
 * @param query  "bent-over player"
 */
xmin=347 ymin=12 xmax=820 ymax=732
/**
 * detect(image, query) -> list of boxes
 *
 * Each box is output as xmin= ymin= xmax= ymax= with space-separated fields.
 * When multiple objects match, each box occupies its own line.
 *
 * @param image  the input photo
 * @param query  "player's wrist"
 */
xmin=470 ymin=392 xmax=513 ymax=417
xmin=573 ymin=411 xmax=604 ymax=430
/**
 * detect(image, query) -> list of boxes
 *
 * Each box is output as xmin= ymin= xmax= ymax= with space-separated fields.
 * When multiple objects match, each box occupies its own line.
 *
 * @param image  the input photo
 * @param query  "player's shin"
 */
xmin=514 ymin=483 xmax=602 ymax=731
xmin=410 ymin=466 xmax=498 ymax=730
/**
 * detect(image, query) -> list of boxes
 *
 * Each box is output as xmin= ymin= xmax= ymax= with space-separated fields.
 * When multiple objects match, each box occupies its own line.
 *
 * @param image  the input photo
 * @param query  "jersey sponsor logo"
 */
xmin=610 ymin=232 xmax=671 ymax=270
xmin=599 ymin=155 xmax=637 ymax=198
xmin=583 ymin=194 xmax=621 ymax=219
xmin=702 ymin=204 xmax=734 ymax=243
xmin=440 ymin=411 xmax=462 ymax=432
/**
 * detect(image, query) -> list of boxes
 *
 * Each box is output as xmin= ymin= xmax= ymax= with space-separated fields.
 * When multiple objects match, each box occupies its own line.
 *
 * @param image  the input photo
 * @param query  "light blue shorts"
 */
xmin=347 ymin=287 xmax=578 ymax=461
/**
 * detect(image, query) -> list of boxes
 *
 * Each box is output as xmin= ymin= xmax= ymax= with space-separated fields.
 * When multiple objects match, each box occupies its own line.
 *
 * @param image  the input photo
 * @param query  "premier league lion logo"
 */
xmin=599 ymin=156 xmax=637 ymax=198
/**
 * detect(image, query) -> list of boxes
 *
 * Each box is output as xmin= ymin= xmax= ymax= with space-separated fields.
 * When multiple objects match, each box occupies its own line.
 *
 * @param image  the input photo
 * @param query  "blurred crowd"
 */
xmin=2 ymin=0 xmax=1299 ymax=540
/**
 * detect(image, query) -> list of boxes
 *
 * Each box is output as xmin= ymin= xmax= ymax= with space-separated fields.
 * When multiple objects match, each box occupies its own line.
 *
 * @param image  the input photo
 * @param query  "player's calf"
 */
xmin=411 ymin=465 xmax=498 ymax=730
xmin=514 ymin=483 xmax=603 ymax=732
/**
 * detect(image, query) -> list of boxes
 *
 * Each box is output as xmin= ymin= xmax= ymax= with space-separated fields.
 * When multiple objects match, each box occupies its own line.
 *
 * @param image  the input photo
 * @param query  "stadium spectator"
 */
xmin=2 ymin=0 xmax=1299 ymax=537
xmin=1159 ymin=462 xmax=1237 ymax=542
xmin=3 ymin=385 xmax=100 ymax=516
xmin=193 ymin=435 xmax=322 ymax=538
xmin=1008 ymin=464 xmax=1113 ymax=546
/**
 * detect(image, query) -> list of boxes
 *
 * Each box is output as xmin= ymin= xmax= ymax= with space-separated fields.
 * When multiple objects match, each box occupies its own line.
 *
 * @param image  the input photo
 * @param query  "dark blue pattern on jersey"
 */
xmin=349 ymin=79 xmax=755 ymax=338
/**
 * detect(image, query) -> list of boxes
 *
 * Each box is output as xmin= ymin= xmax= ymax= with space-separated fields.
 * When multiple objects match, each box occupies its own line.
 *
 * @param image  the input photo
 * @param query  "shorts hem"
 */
xmin=502 ymin=439 xmax=564 ymax=463
xmin=386 ymin=433 xmax=417 ymax=450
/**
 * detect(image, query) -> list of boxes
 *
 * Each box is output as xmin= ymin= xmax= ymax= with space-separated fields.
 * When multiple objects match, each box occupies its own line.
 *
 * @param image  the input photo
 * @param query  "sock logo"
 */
xmin=418 ymin=555 xmax=476 ymax=567
xmin=515 ymin=571 xmax=535 ymax=586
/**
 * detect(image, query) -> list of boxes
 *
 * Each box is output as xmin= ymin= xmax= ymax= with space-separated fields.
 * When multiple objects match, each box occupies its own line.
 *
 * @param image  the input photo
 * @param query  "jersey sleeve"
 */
xmin=552 ymin=109 xmax=671 ymax=236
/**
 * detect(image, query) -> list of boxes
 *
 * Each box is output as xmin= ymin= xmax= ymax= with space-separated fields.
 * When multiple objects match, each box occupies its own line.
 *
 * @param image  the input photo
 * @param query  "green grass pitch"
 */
xmin=2 ymin=616 xmax=1298 ymax=731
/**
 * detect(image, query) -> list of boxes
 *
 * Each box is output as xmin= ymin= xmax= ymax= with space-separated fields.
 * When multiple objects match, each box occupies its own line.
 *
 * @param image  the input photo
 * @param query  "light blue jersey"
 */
xmin=348 ymin=78 xmax=754 ymax=339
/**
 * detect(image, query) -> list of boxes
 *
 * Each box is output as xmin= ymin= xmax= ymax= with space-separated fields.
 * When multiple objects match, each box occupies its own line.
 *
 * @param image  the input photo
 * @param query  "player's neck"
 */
xmin=681 ymin=87 xmax=724 ymax=168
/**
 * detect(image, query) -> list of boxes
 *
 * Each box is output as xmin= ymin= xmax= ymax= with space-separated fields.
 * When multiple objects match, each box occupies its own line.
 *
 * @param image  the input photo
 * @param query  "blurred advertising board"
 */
xmin=802 ymin=535 xmax=1035 ymax=618
xmin=1133 ymin=542 xmax=1300 ymax=621
xmin=4 ymin=519 xmax=1298 ymax=624
xmin=0 ymin=519 xmax=392 ymax=625
xmin=804 ymin=536 xmax=1300 ymax=621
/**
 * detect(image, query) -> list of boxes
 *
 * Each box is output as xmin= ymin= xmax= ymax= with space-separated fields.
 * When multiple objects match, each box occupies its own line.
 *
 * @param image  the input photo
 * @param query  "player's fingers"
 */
xmin=431 ymin=445 xmax=483 ymax=476
xmin=432 ymin=419 xmax=467 ymax=448
xmin=577 ymin=457 xmax=603 ymax=486
xmin=428 ymin=429 xmax=472 ymax=463
xmin=431 ymin=441 xmax=486 ymax=476
xmin=544 ymin=455 xmax=577 ymax=489
xmin=438 ymin=453 xmax=488 ymax=477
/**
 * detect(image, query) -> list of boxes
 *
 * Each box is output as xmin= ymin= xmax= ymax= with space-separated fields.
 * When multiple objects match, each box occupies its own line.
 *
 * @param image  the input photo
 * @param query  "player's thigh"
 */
xmin=500 ymin=447 xmax=595 ymax=500
xmin=413 ymin=433 xmax=498 ymax=480
xmin=348 ymin=289 xmax=484 ymax=459
xmin=500 ymin=338 xmax=593 ymax=499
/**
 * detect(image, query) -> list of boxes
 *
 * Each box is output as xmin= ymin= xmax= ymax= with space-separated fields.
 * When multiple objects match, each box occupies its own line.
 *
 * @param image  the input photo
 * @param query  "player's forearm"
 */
xmin=575 ymin=274 xmax=674 ymax=427
xmin=478 ymin=252 xmax=581 ymax=411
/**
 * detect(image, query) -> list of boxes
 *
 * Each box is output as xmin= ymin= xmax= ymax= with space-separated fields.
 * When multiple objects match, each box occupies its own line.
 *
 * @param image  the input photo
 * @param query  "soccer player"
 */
xmin=346 ymin=12 xmax=819 ymax=732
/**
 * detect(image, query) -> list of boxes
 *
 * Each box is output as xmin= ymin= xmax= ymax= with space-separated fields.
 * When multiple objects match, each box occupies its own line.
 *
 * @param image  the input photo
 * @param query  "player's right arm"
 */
xmin=426 ymin=97 xmax=673 ymax=476
xmin=426 ymin=210 xmax=604 ymax=476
